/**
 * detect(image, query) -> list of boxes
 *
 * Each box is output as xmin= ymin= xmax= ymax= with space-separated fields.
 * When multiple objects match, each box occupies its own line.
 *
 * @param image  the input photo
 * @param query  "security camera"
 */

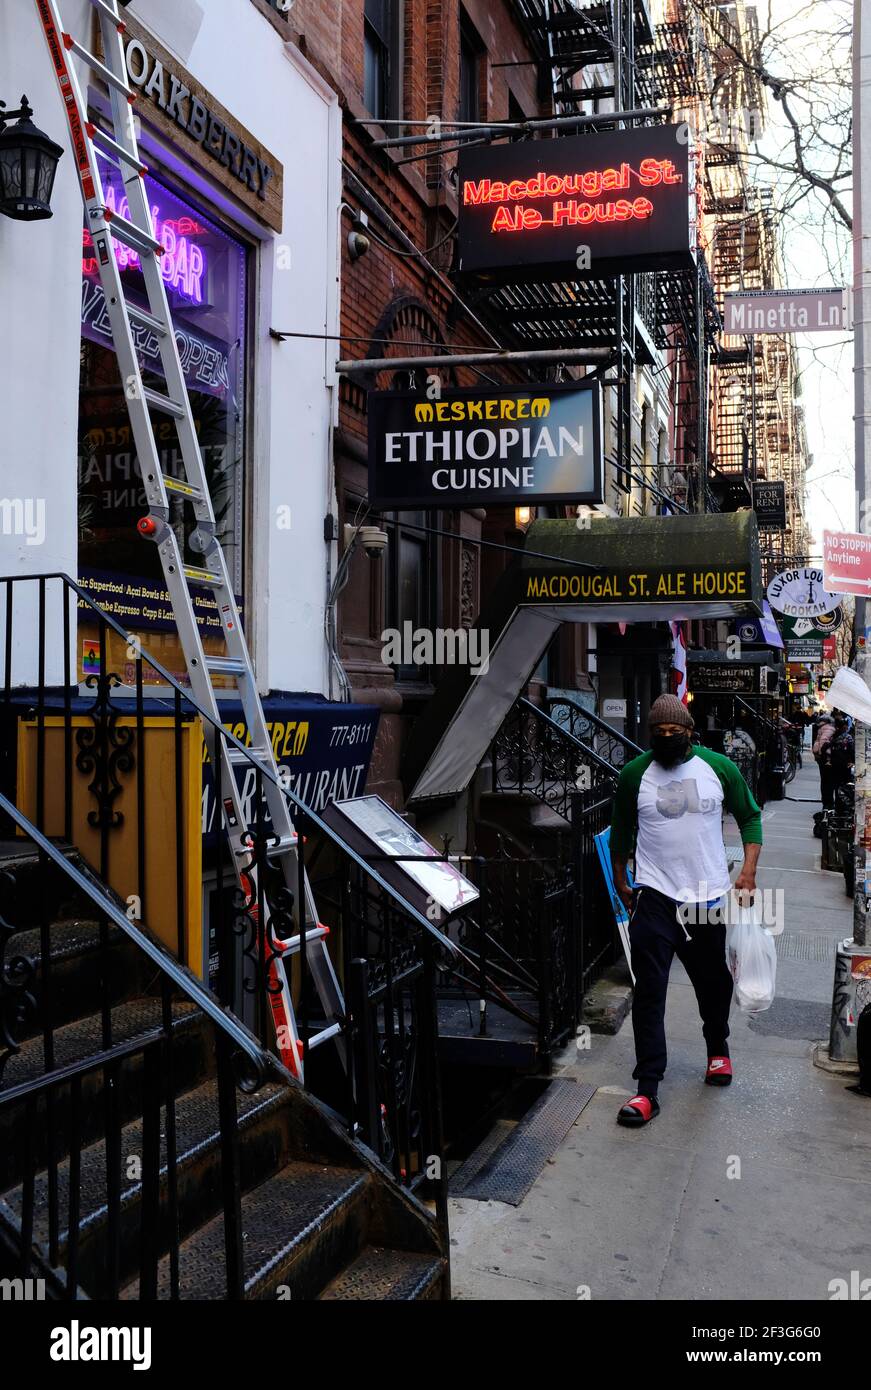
xmin=343 ymin=523 xmax=388 ymax=559
xmin=361 ymin=526 xmax=388 ymax=559
xmin=348 ymin=229 xmax=370 ymax=261
xmin=274 ymin=0 xmax=294 ymax=13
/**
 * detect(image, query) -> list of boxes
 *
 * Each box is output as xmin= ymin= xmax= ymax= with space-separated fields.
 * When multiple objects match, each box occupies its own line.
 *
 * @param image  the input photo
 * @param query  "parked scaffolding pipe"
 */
xmin=335 ymin=347 xmax=613 ymax=375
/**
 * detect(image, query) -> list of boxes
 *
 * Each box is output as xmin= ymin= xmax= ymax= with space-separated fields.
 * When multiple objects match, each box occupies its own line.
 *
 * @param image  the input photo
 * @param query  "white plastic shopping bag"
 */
xmin=725 ymin=895 xmax=777 ymax=1013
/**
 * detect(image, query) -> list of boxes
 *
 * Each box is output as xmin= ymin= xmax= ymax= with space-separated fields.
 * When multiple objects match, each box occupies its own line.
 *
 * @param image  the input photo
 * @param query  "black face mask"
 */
xmin=651 ymin=733 xmax=691 ymax=768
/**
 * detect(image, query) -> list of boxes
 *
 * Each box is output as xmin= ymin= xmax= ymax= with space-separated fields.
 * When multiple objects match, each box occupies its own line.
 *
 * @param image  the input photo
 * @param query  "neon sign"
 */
xmin=463 ymin=158 xmax=682 ymax=234
xmin=457 ymin=126 xmax=694 ymax=278
xmin=82 ymin=183 xmax=207 ymax=304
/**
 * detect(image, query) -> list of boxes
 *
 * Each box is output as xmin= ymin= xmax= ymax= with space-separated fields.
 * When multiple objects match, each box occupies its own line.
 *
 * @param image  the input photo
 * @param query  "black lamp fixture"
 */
xmin=0 ymin=95 xmax=64 ymax=221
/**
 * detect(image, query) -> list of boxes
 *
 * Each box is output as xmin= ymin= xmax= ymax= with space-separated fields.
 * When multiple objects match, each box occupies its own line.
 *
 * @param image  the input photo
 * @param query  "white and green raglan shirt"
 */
xmin=610 ymin=746 xmax=763 ymax=905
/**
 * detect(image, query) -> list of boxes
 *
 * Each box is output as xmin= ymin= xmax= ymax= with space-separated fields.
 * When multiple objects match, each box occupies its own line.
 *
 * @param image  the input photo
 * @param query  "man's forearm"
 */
xmin=740 ymin=842 xmax=761 ymax=878
xmin=612 ymin=853 xmax=630 ymax=903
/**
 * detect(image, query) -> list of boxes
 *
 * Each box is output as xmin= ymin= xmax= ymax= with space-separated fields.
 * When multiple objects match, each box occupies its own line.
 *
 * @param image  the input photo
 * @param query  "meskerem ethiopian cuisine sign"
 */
xmin=368 ymin=383 xmax=603 ymax=508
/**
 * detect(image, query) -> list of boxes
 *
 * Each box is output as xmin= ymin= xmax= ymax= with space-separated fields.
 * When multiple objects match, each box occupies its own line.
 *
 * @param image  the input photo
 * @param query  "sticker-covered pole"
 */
xmin=827 ymin=0 xmax=871 ymax=1064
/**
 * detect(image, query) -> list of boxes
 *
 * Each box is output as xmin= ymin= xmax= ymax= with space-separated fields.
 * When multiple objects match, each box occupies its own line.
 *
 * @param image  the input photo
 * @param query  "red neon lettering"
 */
xmin=463 ymin=178 xmax=490 ymax=205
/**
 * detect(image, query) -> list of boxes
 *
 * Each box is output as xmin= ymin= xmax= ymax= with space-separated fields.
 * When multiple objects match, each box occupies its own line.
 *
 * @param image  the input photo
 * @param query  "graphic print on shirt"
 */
xmin=655 ymin=778 xmax=719 ymax=819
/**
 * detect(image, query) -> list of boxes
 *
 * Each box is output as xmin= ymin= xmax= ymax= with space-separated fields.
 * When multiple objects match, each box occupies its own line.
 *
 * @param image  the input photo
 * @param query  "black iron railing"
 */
xmin=0 ymin=793 xmax=279 ymax=1300
xmin=437 ymin=850 xmax=578 ymax=1057
xmin=0 ymin=573 xmax=450 ymax=1225
xmin=491 ymin=696 xmax=618 ymax=820
xmin=546 ymin=696 xmax=643 ymax=772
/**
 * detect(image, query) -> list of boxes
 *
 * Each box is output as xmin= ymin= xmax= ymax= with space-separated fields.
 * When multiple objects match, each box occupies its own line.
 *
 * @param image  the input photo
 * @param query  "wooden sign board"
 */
xmin=94 ymin=12 xmax=283 ymax=231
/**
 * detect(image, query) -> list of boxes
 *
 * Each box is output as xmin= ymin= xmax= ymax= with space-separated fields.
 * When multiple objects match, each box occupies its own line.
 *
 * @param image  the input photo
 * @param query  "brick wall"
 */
xmin=283 ymin=3 xmax=549 ymax=801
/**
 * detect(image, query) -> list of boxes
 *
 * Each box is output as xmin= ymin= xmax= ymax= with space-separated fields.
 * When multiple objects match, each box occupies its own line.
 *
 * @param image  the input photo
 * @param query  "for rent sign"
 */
xmin=368 ymin=383 xmax=603 ymax=508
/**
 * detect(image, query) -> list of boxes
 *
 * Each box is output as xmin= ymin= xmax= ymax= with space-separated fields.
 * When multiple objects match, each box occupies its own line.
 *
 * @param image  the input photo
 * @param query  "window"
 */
xmin=386 ymin=510 xmax=435 ymax=683
xmin=459 ymin=16 xmax=482 ymax=124
xmin=78 ymin=161 xmax=249 ymax=684
xmin=364 ymin=0 xmax=400 ymax=123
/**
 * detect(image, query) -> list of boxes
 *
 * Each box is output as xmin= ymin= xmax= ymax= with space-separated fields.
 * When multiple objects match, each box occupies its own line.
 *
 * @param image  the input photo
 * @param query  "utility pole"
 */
xmin=828 ymin=0 xmax=871 ymax=1065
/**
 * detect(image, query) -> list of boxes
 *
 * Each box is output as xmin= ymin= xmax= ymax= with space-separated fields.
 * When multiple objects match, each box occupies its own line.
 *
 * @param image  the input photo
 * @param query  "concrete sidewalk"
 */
xmin=450 ymin=761 xmax=871 ymax=1301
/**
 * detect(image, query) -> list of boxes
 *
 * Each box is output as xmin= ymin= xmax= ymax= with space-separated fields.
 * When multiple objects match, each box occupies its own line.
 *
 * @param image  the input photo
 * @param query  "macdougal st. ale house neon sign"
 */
xmin=457 ymin=125 xmax=695 ymax=279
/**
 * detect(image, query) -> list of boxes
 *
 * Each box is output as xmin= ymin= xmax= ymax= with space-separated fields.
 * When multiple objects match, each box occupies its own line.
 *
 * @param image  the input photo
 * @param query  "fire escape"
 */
xmin=482 ymin=0 xmax=721 ymax=514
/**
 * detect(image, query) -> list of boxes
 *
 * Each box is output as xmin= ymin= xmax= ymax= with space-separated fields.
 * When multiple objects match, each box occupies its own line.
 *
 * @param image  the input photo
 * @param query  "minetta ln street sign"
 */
xmin=457 ymin=124 xmax=694 ymax=279
xmin=368 ymin=383 xmax=603 ymax=508
xmin=723 ymin=288 xmax=847 ymax=335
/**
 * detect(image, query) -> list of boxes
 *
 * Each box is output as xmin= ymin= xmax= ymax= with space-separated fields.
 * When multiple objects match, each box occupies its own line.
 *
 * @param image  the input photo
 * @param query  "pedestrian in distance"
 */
xmin=610 ymin=694 xmax=763 ymax=1126
xmin=812 ymin=714 xmax=836 ymax=809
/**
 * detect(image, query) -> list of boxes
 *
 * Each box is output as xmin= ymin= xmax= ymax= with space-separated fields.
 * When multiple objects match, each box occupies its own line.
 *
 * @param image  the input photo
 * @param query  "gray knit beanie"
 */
xmin=648 ymin=693 xmax=694 ymax=730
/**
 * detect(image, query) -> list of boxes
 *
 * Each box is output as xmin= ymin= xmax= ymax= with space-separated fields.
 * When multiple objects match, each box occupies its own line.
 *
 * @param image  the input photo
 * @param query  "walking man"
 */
xmin=610 ymin=694 xmax=763 ymax=1126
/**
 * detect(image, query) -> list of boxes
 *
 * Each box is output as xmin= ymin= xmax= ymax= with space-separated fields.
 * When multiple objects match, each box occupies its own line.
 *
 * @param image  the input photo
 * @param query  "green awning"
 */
xmin=517 ymin=511 xmax=762 ymax=621
xmin=405 ymin=511 xmax=763 ymax=803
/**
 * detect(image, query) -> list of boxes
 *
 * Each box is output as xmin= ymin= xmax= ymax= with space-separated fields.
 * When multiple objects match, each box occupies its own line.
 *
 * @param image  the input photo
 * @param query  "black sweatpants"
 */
xmin=629 ymin=884 xmax=734 ymax=1097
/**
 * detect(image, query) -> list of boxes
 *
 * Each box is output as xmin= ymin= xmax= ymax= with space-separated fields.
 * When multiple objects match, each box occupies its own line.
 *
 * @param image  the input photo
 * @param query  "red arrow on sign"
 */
xmin=823 ymin=528 xmax=871 ymax=597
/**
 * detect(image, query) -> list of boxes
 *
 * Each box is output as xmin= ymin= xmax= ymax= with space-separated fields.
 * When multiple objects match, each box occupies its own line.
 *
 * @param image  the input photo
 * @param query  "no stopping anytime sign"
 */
xmin=823 ymin=529 xmax=871 ymax=598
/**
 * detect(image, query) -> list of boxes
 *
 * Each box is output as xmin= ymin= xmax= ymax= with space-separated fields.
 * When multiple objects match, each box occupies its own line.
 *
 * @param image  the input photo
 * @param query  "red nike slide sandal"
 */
xmin=617 ymin=1095 xmax=660 ymax=1126
xmin=705 ymin=1056 xmax=733 ymax=1086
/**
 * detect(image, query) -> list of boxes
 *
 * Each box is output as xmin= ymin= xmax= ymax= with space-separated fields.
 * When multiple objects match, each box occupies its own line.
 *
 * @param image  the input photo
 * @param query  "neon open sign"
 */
xmin=457 ymin=125 xmax=694 ymax=279
xmin=82 ymin=183 xmax=207 ymax=304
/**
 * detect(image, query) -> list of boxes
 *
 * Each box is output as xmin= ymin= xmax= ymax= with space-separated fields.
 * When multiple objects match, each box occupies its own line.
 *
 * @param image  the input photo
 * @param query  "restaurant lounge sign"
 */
xmin=457 ymin=124 xmax=694 ymax=279
xmin=95 ymin=13 xmax=283 ymax=230
xmin=368 ymin=383 xmax=603 ymax=508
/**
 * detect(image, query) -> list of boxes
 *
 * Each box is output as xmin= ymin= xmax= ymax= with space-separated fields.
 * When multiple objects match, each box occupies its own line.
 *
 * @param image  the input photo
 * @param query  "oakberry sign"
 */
xmin=368 ymin=383 xmax=603 ymax=508
xmin=457 ymin=125 xmax=694 ymax=279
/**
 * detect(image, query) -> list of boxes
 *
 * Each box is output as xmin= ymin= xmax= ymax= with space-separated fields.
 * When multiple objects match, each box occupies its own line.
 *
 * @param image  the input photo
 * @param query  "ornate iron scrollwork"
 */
xmin=75 ymin=671 xmax=136 ymax=830
xmin=0 ymin=872 xmax=37 ymax=1083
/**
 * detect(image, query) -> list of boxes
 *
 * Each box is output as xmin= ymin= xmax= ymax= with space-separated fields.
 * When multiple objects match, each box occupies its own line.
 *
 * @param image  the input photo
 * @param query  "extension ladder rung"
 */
xmin=274 ymin=925 xmax=330 ymax=954
xmin=88 ymin=0 xmax=126 ymax=24
xmin=87 ymin=122 xmax=146 ymax=175
xmin=306 ymin=1023 xmax=344 ymax=1051
xmin=126 ymin=302 xmax=169 ymax=337
xmin=164 ymin=476 xmax=205 ymax=502
xmin=102 ymin=208 xmax=162 ymax=256
xmin=62 ymin=32 xmax=132 ymax=99
xmin=233 ymin=831 xmax=298 ymax=856
xmin=226 ymin=744 xmax=273 ymax=764
xmin=143 ymin=387 xmax=186 ymax=419
xmin=206 ymin=656 xmax=247 ymax=676
xmin=183 ymin=565 xmax=224 ymax=589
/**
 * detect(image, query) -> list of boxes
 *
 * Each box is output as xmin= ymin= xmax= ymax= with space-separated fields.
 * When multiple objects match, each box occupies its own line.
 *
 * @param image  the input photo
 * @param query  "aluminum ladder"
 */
xmin=35 ymin=0 xmax=344 ymax=1080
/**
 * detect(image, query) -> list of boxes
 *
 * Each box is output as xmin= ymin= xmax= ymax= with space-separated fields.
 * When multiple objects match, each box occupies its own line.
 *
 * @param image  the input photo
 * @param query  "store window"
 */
xmin=78 ymin=162 xmax=248 ymax=685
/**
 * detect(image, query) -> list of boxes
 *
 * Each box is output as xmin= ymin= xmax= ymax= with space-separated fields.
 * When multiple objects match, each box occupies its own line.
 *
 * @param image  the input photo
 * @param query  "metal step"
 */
xmin=319 ymin=1247 xmax=445 ymax=1301
xmin=120 ymin=1164 xmax=370 ymax=1300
